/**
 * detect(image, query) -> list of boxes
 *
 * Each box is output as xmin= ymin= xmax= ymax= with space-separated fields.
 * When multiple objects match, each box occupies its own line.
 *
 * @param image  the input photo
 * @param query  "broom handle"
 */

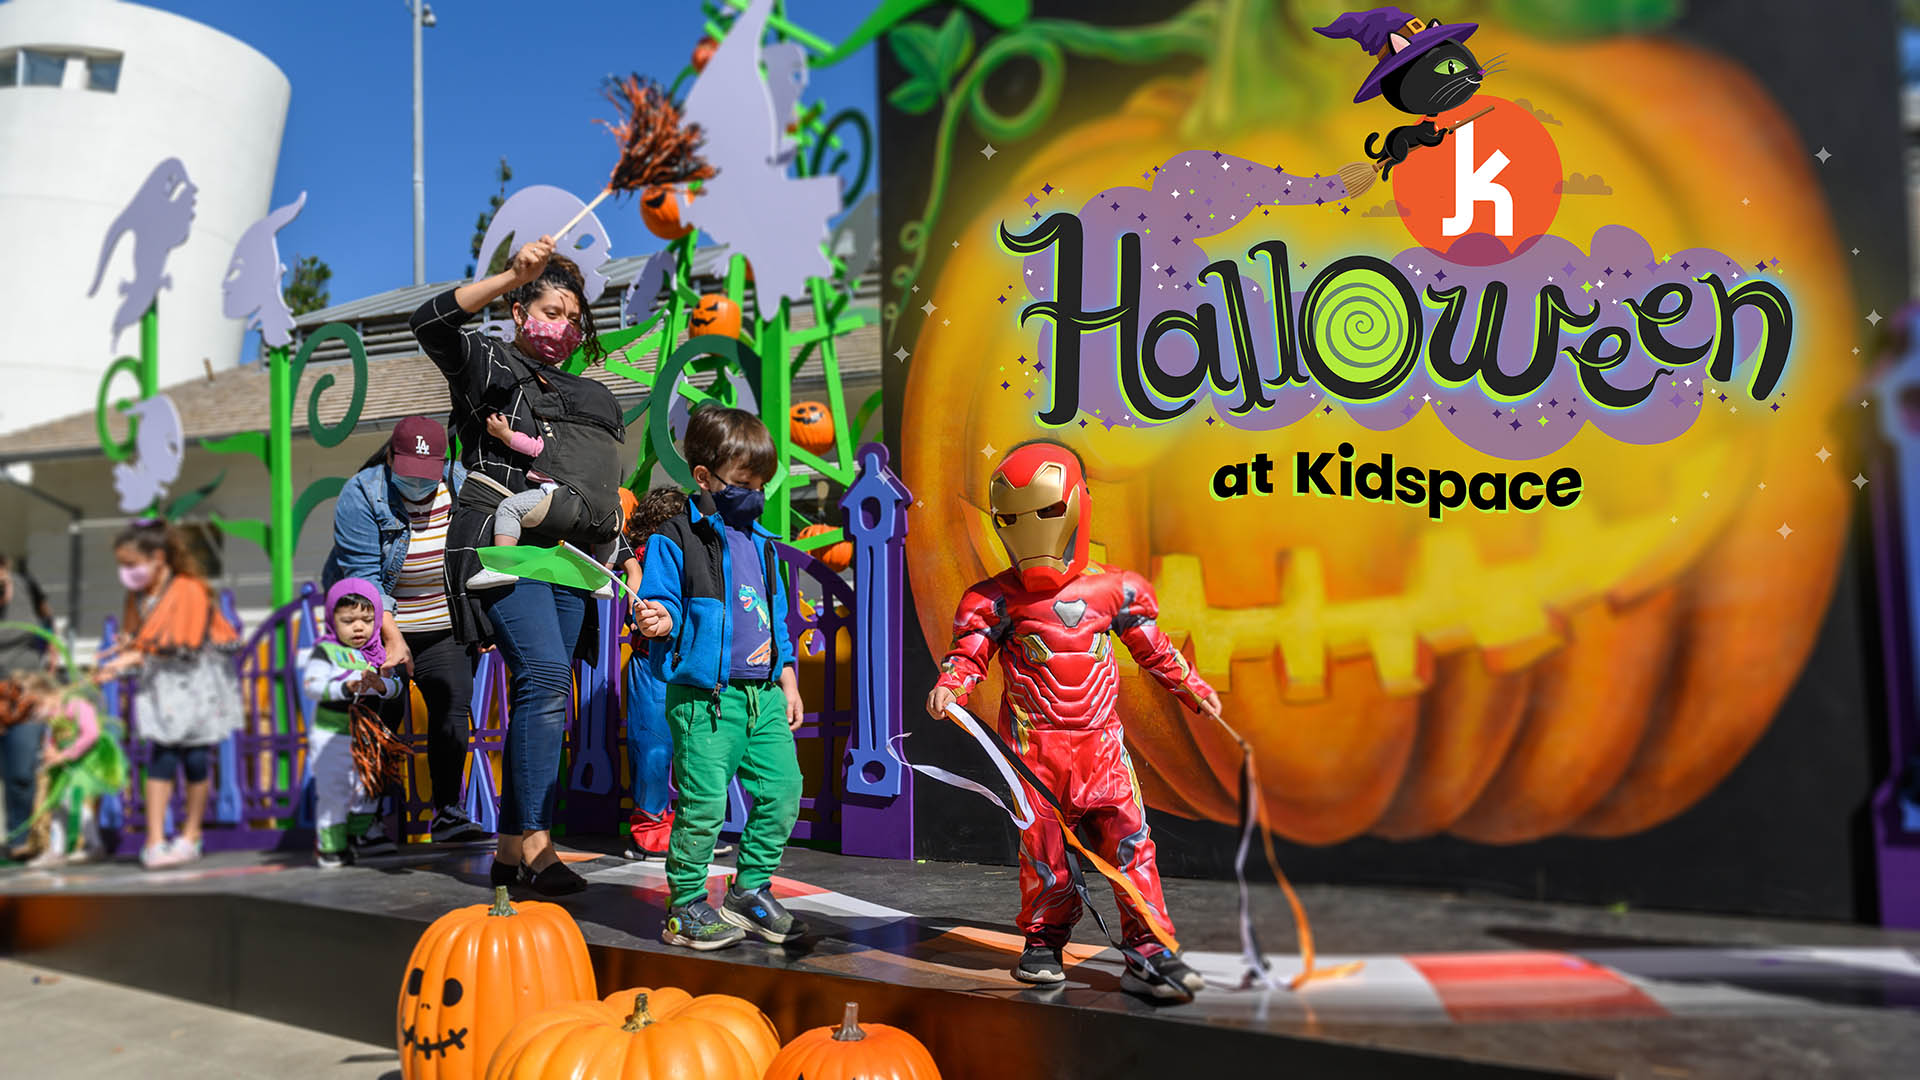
xmin=554 ymin=187 xmax=613 ymax=240
xmin=1366 ymin=104 xmax=1498 ymax=176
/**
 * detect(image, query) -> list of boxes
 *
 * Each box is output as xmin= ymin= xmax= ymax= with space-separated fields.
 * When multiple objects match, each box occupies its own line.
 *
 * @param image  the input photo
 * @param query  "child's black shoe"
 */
xmin=662 ymin=899 xmax=746 ymax=951
xmin=315 ymin=848 xmax=350 ymax=870
xmin=1013 ymin=944 xmax=1066 ymax=984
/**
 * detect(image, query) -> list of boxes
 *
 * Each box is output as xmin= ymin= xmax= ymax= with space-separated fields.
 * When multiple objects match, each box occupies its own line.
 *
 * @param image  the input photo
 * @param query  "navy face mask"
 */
xmin=711 ymin=484 xmax=765 ymax=529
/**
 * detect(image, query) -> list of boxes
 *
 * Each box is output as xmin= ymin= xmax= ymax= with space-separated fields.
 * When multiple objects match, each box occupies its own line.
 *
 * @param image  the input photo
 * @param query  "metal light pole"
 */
xmin=411 ymin=1 xmax=435 ymax=286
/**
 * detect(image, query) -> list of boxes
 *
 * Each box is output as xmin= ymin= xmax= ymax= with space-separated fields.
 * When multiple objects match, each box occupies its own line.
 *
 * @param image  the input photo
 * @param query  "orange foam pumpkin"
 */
xmin=790 ymin=400 xmax=836 ymax=455
xmin=798 ymin=523 xmax=853 ymax=573
xmin=900 ymin=18 xmax=1854 ymax=845
xmin=399 ymin=887 xmax=596 ymax=1080
xmin=484 ymin=989 xmax=772 ymax=1080
xmin=763 ymin=1002 xmax=940 ymax=1080
xmin=689 ymin=294 xmax=742 ymax=340
xmin=641 ymin=185 xmax=695 ymax=241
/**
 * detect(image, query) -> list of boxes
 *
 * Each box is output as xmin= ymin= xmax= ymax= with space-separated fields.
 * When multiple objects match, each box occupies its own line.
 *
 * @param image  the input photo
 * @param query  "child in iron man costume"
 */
xmin=925 ymin=441 xmax=1219 ymax=1002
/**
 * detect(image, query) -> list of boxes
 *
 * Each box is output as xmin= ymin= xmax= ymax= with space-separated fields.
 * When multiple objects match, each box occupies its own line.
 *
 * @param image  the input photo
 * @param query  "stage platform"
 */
xmin=3 ymin=843 xmax=1918 ymax=1078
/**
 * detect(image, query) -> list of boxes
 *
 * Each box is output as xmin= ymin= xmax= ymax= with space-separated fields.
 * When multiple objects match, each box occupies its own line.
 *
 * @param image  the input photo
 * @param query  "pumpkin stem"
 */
xmin=487 ymin=885 xmax=516 ymax=917
xmin=1183 ymin=0 xmax=1324 ymax=139
xmin=621 ymin=992 xmax=656 ymax=1032
xmin=833 ymin=1001 xmax=866 ymax=1042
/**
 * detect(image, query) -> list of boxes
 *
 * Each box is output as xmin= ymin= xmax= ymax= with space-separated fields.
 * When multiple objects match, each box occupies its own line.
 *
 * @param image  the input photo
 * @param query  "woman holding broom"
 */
xmin=409 ymin=77 xmax=708 ymax=897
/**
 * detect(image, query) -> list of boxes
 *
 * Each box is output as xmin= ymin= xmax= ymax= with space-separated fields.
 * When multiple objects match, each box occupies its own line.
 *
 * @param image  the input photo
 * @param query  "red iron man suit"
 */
xmin=935 ymin=443 xmax=1214 ymax=952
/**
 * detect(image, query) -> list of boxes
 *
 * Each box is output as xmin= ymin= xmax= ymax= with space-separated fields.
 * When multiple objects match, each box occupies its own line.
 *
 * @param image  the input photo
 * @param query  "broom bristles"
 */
xmin=597 ymin=74 xmax=715 ymax=194
xmin=1337 ymin=160 xmax=1378 ymax=199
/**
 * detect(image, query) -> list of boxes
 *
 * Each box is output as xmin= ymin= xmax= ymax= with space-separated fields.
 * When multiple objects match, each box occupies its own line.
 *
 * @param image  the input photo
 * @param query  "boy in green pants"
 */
xmin=634 ymin=405 xmax=807 ymax=950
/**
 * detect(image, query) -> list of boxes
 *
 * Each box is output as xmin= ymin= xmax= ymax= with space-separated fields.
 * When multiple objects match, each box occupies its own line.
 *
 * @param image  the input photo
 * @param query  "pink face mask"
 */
xmin=118 ymin=563 xmax=155 ymax=592
xmin=519 ymin=315 xmax=583 ymax=364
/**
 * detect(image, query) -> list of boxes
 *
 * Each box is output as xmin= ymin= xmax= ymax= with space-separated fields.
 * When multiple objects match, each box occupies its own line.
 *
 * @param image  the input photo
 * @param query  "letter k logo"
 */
xmin=1442 ymin=124 xmax=1512 ymax=237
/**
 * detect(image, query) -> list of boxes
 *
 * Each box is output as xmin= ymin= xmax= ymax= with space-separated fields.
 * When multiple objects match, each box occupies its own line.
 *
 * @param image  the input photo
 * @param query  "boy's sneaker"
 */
xmin=1119 ymin=947 xmax=1204 ymax=1003
xmin=661 ymin=899 xmax=746 ymax=951
xmin=315 ymin=848 xmax=350 ymax=870
xmin=466 ymin=568 xmax=519 ymax=591
xmin=352 ymin=820 xmax=398 ymax=857
xmin=429 ymin=806 xmax=489 ymax=844
xmin=1013 ymin=944 xmax=1066 ymax=985
xmin=719 ymin=882 xmax=807 ymax=944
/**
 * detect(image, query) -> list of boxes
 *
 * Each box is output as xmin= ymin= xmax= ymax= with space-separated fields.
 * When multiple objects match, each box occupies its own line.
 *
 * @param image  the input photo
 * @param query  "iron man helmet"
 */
xmin=989 ymin=441 xmax=1092 ymax=591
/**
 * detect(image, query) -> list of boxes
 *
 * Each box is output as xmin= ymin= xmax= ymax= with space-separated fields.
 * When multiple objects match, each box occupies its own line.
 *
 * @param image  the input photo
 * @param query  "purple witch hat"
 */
xmin=1315 ymin=7 xmax=1478 ymax=104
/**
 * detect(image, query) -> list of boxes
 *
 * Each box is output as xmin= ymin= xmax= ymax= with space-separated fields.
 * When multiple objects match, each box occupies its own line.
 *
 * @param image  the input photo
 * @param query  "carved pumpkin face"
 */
xmin=790 ymin=401 xmax=835 ymax=455
xmin=396 ymin=887 xmax=595 ymax=1080
xmin=689 ymin=294 xmax=742 ymax=340
xmin=640 ymin=185 xmax=695 ymax=241
xmin=901 ymin=29 xmax=1854 ymax=845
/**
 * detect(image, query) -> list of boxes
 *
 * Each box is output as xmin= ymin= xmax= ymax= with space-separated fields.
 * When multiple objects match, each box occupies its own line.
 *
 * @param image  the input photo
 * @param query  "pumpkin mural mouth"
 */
xmin=401 ymin=1022 xmax=469 ymax=1058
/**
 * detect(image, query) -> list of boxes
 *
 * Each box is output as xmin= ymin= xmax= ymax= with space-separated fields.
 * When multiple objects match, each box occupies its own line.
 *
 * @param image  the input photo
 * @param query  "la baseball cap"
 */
xmin=390 ymin=416 xmax=447 ymax=479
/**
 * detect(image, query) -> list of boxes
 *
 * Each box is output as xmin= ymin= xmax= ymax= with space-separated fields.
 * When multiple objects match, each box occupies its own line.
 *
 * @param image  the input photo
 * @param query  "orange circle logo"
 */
xmin=1391 ymin=96 xmax=1561 ymax=263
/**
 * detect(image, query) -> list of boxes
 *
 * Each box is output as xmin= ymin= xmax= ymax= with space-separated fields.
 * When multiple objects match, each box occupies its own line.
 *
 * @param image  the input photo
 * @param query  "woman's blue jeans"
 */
xmin=481 ymin=578 xmax=587 ymax=834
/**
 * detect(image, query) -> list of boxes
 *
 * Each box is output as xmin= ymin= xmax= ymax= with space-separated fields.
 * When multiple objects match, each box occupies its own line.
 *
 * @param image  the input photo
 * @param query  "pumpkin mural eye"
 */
xmin=441 ymin=978 xmax=463 ymax=1007
xmin=406 ymin=968 xmax=424 ymax=996
xmin=1433 ymin=57 xmax=1468 ymax=76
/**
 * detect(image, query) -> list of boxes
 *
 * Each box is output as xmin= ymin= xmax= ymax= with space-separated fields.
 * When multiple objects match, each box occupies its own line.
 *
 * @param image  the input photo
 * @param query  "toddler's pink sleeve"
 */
xmin=504 ymin=430 xmax=545 ymax=458
xmin=58 ymin=699 xmax=100 ymax=762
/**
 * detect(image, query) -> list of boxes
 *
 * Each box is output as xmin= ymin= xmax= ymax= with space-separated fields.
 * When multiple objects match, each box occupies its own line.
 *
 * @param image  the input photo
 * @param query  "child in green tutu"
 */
xmin=16 ymin=670 xmax=128 ymax=867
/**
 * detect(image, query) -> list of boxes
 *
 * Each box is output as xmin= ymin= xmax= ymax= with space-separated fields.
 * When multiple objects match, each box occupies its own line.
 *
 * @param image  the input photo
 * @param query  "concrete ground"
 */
xmin=0 ymin=958 xmax=397 ymax=1080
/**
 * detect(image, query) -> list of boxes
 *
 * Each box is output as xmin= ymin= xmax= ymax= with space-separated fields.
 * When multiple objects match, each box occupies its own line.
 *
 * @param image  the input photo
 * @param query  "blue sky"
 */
xmin=145 ymin=1 xmax=878 ymax=318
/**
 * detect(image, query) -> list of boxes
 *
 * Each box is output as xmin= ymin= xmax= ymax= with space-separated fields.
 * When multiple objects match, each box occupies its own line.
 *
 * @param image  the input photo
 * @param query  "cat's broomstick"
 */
xmin=554 ymin=75 xmax=714 ymax=240
xmin=1337 ymin=104 xmax=1494 ymax=200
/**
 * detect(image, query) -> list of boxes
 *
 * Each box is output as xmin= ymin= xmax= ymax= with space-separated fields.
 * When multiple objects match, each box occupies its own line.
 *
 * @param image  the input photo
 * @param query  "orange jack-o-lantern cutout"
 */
xmin=789 ymin=401 xmax=835 ymax=455
xmin=484 ymin=989 xmax=776 ymax=1080
xmin=640 ymin=185 xmax=695 ymax=241
xmin=764 ymin=1002 xmax=941 ymax=1080
xmin=689 ymin=294 xmax=742 ymax=340
xmin=691 ymin=35 xmax=718 ymax=74
xmin=398 ymin=886 xmax=595 ymax=1080
xmin=798 ymin=523 xmax=852 ymax=574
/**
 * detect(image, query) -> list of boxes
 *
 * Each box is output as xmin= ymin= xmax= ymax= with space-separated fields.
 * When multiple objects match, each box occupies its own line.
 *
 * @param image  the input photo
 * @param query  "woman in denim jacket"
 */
xmin=321 ymin=418 xmax=486 ymax=849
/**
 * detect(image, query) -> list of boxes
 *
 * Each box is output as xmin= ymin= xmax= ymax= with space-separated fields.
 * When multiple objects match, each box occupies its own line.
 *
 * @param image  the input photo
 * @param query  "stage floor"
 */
xmin=5 ymin=841 xmax=1919 ymax=1078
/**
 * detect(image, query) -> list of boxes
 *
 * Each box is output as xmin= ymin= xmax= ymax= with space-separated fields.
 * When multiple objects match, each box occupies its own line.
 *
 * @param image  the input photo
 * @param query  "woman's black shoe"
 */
xmin=522 ymin=858 xmax=587 ymax=896
xmin=488 ymin=859 xmax=519 ymax=888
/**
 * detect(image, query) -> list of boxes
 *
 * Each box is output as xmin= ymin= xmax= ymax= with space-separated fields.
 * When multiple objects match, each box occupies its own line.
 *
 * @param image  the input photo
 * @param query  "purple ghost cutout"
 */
xmin=473 ymin=184 xmax=612 ymax=343
xmin=89 ymin=158 xmax=197 ymax=345
xmin=621 ymin=247 xmax=680 ymax=328
xmin=113 ymin=393 xmax=184 ymax=513
xmin=681 ymin=0 xmax=839 ymax=308
xmin=223 ymin=191 xmax=306 ymax=349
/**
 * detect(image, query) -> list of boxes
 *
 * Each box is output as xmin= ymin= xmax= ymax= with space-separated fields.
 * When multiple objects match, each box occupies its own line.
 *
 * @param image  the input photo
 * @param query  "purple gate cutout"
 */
xmin=89 ymin=451 xmax=915 ymax=859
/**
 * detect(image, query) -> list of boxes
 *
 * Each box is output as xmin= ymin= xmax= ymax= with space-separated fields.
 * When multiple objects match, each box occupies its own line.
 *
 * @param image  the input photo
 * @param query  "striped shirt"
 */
xmin=392 ymin=483 xmax=453 ymax=632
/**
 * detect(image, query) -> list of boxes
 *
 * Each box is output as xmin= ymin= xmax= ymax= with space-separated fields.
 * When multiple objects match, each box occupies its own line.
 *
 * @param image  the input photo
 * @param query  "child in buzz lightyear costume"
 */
xmin=300 ymin=579 xmax=403 ymax=868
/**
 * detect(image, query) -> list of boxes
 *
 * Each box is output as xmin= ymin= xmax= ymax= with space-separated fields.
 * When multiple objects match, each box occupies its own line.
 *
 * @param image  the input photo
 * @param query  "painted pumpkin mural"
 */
xmin=900 ymin=11 xmax=1856 ymax=845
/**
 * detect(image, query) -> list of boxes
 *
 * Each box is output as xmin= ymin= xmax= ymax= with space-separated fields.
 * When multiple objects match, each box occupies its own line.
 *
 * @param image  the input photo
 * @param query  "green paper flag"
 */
xmin=474 ymin=543 xmax=634 ymax=600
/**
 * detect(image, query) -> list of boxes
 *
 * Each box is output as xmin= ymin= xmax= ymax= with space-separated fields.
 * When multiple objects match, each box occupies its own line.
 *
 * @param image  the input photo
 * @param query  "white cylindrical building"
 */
xmin=0 ymin=0 xmax=288 ymax=435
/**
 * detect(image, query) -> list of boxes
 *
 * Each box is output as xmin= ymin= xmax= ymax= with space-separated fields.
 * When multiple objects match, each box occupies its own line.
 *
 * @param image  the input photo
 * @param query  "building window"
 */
xmin=21 ymin=49 xmax=66 ymax=87
xmin=0 ymin=53 xmax=15 ymax=88
xmin=86 ymin=54 xmax=120 ymax=92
